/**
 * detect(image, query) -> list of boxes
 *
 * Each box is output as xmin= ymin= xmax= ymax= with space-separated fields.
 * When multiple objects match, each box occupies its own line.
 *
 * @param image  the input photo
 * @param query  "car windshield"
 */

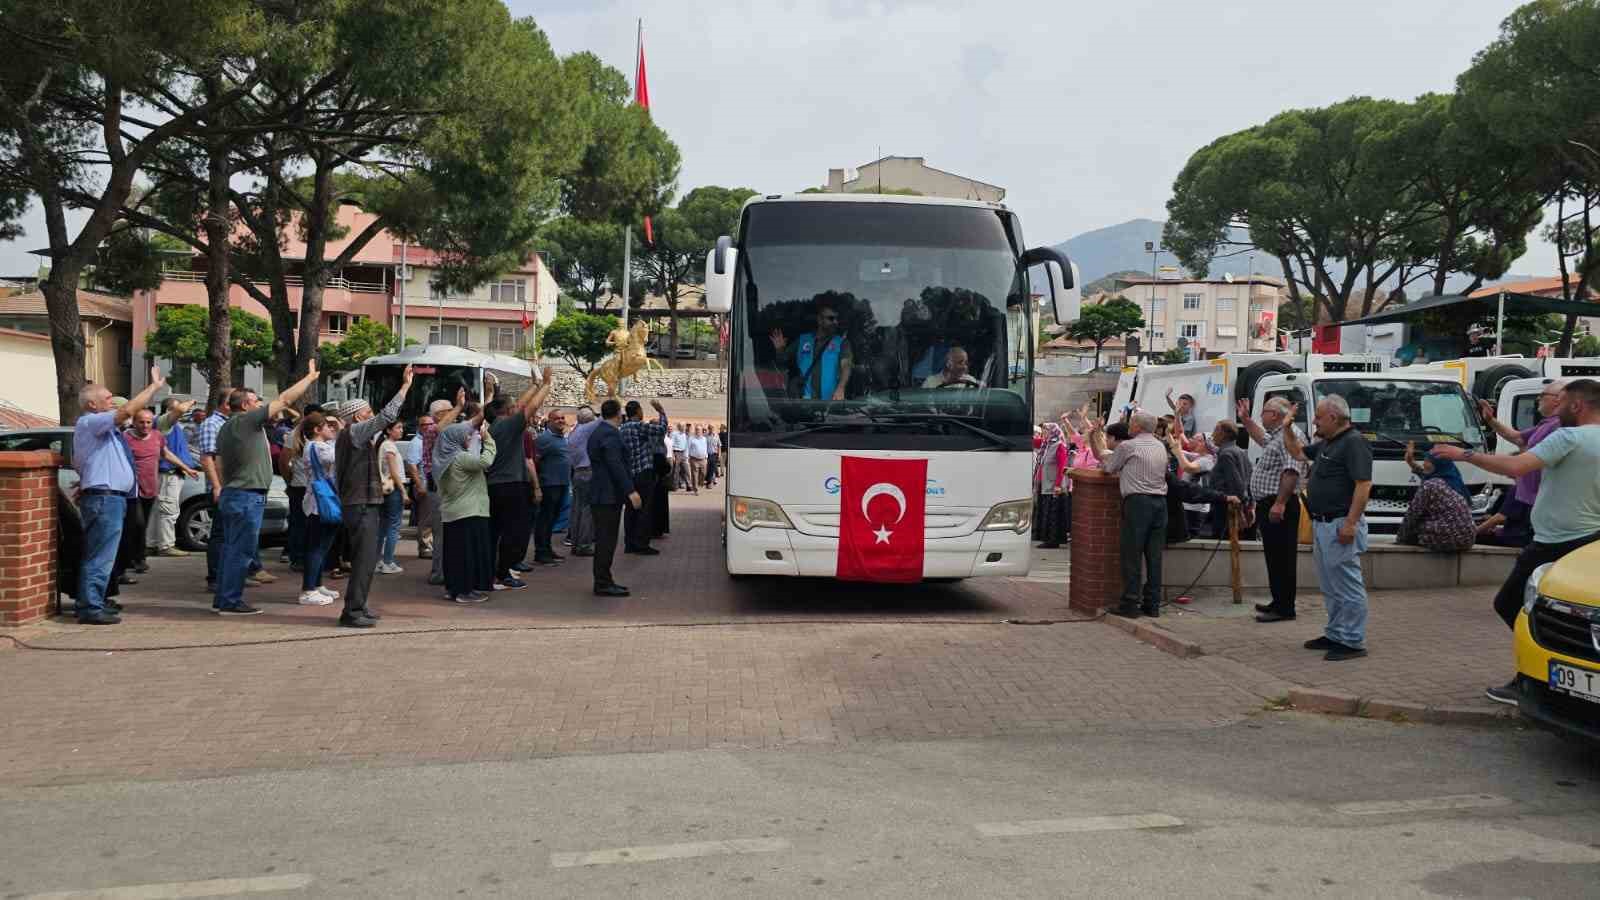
xmin=729 ymin=201 xmax=1033 ymax=451
xmin=362 ymin=364 xmax=479 ymax=432
xmin=1314 ymin=379 xmax=1487 ymax=447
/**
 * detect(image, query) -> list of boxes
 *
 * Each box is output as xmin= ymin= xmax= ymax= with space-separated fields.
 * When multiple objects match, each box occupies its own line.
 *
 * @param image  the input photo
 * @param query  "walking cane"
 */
xmin=1228 ymin=504 xmax=1243 ymax=605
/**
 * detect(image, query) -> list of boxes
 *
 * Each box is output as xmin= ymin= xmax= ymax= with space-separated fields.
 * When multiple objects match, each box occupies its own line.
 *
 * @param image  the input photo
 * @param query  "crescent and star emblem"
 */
xmin=860 ymin=482 xmax=907 ymax=544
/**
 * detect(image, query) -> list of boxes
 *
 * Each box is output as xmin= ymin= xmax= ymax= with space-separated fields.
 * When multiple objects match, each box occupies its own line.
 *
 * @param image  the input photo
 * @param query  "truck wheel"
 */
xmin=1234 ymin=360 xmax=1296 ymax=407
xmin=1474 ymin=363 xmax=1533 ymax=403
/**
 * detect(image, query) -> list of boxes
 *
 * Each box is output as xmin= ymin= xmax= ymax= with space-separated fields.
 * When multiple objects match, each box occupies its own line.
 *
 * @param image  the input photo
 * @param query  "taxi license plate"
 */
xmin=1549 ymin=660 xmax=1600 ymax=705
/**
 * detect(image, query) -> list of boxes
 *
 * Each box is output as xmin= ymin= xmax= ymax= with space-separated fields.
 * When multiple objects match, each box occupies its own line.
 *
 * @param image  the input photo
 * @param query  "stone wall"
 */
xmin=545 ymin=368 xmax=729 ymax=409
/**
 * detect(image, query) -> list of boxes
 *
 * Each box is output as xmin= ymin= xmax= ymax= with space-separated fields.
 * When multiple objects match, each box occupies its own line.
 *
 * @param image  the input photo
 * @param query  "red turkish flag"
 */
xmin=836 ymin=456 xmax=927 ymax=583
xmin=635 ymin=33 xmax=654 ymax=245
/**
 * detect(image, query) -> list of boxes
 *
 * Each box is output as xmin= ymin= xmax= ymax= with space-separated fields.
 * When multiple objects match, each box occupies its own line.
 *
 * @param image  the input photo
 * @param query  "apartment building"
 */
xmin=131 ymin=204 xmax=556 ymax=397
xmin=822 ymin=156 xmax=1005 ymax=202
xmin=1112 ymin=275 xmax=1285 ymax=358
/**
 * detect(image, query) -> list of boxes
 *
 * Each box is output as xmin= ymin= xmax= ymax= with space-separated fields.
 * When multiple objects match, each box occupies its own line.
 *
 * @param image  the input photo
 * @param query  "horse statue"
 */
xmin=585 ymin=320 xmax=662 ymax=403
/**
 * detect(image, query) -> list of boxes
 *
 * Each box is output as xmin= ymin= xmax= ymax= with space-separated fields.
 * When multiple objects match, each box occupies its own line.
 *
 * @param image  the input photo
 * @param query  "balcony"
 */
xmin=152 ymin=270 xmax=391 ymax=318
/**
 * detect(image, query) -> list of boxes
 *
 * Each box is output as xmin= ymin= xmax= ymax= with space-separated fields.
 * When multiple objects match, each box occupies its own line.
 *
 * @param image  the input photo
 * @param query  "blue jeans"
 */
xmin=214 ymin=488 xmax=266 ymax=610
xmin=207 ymin=499 xmax=262 ymax=583
xmin=302 ymin=514 xmax=336 ymax=591
xmin=77 ymin=492 xmax=126 ymax=616
xmin=380 ymin=489 xmax=403 ymax=566
xmin=1312 ymin=517 xmax=1369 ymax=648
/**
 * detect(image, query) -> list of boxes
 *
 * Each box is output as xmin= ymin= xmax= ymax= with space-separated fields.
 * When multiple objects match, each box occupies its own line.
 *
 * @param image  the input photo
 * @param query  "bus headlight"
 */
xmin=1523 ymin=563 xmax=1553 ymax=614
xmin=730 ymin=496 xmax=794 ymax=531
xmin=978 ymin=499 xmax=1033 ymax=534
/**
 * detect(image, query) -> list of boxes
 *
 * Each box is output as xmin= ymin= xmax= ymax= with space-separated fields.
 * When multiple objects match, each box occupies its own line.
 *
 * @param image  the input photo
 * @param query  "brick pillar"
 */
xmin=0 ymin=450 xmax=62 ymax=627
xmin=1068 ymin=468 xmax=1123 ymax=614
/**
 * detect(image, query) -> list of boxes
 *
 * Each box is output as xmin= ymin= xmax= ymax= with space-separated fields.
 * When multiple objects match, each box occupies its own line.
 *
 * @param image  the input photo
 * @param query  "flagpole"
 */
xmin=620 ymin=17 xmax=642 ymax=333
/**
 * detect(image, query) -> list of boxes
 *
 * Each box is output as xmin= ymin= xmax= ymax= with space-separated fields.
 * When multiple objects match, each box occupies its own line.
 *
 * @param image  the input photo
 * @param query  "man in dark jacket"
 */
xmin=587 ymin=399 xmax=642 ymax=597
xmin=332 ymin=365 xmax=414 ymax=628
xmin=1207 ymin=420 xmax=1253 ymax=538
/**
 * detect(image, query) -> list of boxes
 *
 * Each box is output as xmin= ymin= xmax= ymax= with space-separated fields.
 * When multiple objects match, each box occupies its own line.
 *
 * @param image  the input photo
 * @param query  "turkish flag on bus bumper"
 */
xmin=837 ymin=456 xmax=927 ymax=583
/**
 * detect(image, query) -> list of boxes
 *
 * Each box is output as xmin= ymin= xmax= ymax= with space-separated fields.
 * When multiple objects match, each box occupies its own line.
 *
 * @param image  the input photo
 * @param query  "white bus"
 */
xmin=702 ymin=193 xmax=1079 ymax=580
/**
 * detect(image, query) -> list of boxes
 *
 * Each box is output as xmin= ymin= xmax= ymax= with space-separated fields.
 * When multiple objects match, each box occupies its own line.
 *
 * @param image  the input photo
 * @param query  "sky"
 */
xmin=0 ymin=0 xmax=1558 ymax=277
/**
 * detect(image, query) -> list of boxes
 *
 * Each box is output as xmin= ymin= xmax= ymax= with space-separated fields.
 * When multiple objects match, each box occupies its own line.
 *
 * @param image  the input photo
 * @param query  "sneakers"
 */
xmin=1324 ymin=644 xmax=1368 ymax=662
xmin=298 ymin=590 xmax=334 ymax=606
xmin=452 ymin=592 xmax=489 ymax=604
xmin=375 ymin=562 xmax=404 ymax=575
xmin=76 ymin=611 xmax=121 ymax=625
xmin=1303 ymin=636 xmax=1338 ymax=651
xmin=215 ymin=604 xmax=264 ymax=616
xmin=511 ymin=561 xmax=536 ymax=573
xmin=246 ymin=570 xmax=277 ymax=585
xmin=156 ymin=547 xmax=188 ymax=558
xmin=499 ymin=576 xmax=528 ymax=590
xmin=1485 ymin=680 xmax=1519 ymax=707
xmin=316 ymin=586 xmax=340 ymax=600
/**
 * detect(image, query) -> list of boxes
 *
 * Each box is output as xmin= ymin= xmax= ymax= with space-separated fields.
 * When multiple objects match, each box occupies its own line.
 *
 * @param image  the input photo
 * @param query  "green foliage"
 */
xmin=147 ymin=305 xmax=273 ymax=369
xmin=88 ymin=229 xmax=185 ymax=294
xmin=542 ymin=310 xmax=618 ymax=376
xmin=1065 ymin=297 xmax=1145 ymax=368
xmin=1157 ymin=348 xmax=1191 ymax=364
xmin=540 ymin=217 xmax=622 ymax=312
xmin=1164 ymin=95 xmax=1543 ymax=322
xmin=559 ymin=51 xmax=681 ymax=224
xmin=636 ymin=185 xmax=758 ymax=363
xmin=1575 ymin=333 xmax=1600 ymax=356
xmin=321 ymin=319 xmax=403 ymax=375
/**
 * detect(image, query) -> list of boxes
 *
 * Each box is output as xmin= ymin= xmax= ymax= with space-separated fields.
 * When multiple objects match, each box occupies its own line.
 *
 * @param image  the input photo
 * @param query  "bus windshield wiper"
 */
xmin=863 ymin=412 xmax=1015 ymax=449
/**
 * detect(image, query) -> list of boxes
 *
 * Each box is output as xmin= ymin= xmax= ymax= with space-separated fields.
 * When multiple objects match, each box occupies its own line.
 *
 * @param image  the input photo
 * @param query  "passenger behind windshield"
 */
xmin=768 ymin=295 xmax=852 ymax=401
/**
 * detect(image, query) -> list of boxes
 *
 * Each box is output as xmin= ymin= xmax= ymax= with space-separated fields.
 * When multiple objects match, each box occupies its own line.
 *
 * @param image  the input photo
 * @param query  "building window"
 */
xmin=118 ymin=338 xmax=132 ymax=365
xmin=1182 ymin=293 xmax=1202 ymax=310
xmin=430 ymin=281 xmax=447 ymax=302
xmin=1148 ymin=299 xmax=1166 ymax=319
xmin=1216 ymin=297 xmax=1235 ymax=313
xmin=488 ymin=326 xmax=520 ymax=353
xmin=488 ymin=280 xmax=526 ymax=304
xmin=1151 ymin=326 xmax=1165 ymax=340
xmin=1180 ymin=321 xmax=1204 ymax=340
xmin=429 ymin=324 xmax=469 ymax=347
xmin=327 ymin=313 xmax=349 ymax=335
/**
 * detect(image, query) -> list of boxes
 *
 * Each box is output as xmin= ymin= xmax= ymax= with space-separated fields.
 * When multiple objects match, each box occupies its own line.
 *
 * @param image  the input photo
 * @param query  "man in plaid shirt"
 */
xmin=619 ymin=399 xmax=668 ymax=555
xmin=1237 ymin=397 xmax=1308 ymax=622
xmin=197 ymin=400 xmax=266 ymax=590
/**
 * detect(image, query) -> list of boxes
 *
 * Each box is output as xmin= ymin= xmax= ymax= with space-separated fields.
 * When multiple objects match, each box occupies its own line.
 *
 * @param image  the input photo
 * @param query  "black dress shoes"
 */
xmin=593 ymin=584 xmax=630 ymax=597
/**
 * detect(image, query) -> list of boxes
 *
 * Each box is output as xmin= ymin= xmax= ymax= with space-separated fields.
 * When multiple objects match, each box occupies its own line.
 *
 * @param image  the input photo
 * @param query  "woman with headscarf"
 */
xmin=435 ymin=413 xmax=498 ymax=603
xmin=1396 ymin=441 xmax=1476 ymax=551
xmin=1036 ymin=423 xmax=1070 ymax=548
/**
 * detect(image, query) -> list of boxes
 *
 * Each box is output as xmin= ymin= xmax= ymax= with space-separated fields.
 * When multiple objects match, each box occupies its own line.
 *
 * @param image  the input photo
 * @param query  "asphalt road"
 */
xmin=3 ymin=714 xmax=1596 ymax=899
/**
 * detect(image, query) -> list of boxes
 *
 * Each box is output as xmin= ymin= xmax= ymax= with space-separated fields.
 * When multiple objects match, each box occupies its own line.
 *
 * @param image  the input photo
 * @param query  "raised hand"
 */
xmin=1235 ymin=398 xmax=1251 ymax=419
xmin=768 ymin=328 xmax=787 ymax=351
xmin=305 ymin=358 xmax=319 ymax=380
xmin=1476 ymin=398 xmax=1495 ymax=421
xmin=149 ymin=363 xmax=165 ymax=388
xmin=540 ymin=366 xmax=554 ymax=385
xmin=400 ymin=364 xmax=414 ymax=386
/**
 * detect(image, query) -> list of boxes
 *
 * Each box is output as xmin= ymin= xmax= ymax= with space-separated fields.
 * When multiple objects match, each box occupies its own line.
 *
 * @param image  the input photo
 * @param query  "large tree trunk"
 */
xmin=202 ymin=129 xmax=233 ymax=412
xmin=667 ymin=305 xmax=679 ymax=369
xmin=292 ymin=160 xmax=335 ymax=404
xmin=41 ymin=274 xmax=88 ymax=423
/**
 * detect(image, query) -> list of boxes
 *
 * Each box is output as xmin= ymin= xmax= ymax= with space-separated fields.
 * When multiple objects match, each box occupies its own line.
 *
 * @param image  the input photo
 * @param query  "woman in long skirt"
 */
xmin=435 ymin=418 xmax=498 ymax=603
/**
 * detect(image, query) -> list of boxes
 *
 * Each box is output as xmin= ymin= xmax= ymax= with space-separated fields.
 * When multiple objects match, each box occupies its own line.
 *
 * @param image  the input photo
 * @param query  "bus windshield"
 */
xmin=1313 ymin=379 xmax=1487 ymax=448
xmin=362 ymin=364 xmax=478 ymax=432
xmin=729 ymin=201 xmax=1033 ymax=451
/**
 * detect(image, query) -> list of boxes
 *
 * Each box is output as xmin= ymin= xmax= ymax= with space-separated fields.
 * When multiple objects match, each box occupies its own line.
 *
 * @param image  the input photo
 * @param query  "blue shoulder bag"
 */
xmin=308 ymin=445 xmax=343 ymax=525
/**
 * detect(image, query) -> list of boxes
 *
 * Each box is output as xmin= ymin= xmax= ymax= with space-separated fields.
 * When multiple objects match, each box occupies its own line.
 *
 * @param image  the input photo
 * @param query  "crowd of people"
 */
xmin=69 ymin=362 xmax=729 ymax=626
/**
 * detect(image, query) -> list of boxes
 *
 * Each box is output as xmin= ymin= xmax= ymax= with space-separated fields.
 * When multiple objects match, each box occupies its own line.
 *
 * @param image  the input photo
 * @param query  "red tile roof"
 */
xmin=0 ymin=399 xmax=56 ymax=428
xmin=0 ymin=288 xmax=133 ymax=322
xmin=1468 ymin=276 xmax=1598 ymax=299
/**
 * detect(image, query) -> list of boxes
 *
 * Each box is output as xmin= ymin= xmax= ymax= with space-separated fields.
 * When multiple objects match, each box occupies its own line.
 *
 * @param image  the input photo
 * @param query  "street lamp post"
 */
xmin=1144 ymin=241 xmax=1165 ymax=361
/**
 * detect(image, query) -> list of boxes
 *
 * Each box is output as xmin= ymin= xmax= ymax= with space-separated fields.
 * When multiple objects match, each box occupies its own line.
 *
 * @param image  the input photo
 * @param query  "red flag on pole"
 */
xmin=635 ymin=24 xmax=654 ymax=245
xmin=836 ymin=456 xmax=927 ymax=583
xmin=520 ymin=308 xmax=531 ymax=331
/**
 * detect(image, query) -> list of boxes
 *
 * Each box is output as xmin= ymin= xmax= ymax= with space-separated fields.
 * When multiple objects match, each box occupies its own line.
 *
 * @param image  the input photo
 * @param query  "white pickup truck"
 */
xmin=1113 ymin=355 xmax=1495 ymax=531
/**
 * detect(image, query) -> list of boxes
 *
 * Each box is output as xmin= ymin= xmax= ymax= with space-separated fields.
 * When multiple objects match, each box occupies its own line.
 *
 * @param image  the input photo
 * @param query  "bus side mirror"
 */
xmin=1020 ymin=247 xmax=1080 ymax=324
xmin=704 ymin=236 xmax=736 ymax=314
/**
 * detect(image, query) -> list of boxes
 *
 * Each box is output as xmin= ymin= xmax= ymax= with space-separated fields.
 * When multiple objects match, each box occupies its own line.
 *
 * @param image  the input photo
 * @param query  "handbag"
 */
xmin=308 ymin=446 xmax=343 ymax=525
xmin=1296 ymin=493 xmax=1313 ymax=545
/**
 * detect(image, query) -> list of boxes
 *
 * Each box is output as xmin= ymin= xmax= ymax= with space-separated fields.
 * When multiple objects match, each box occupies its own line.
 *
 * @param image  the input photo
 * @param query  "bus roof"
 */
xmin=742 ymin=193 xmax=1010 ymax=214
xmin=362 ymin=344 xmax=532 ymax=376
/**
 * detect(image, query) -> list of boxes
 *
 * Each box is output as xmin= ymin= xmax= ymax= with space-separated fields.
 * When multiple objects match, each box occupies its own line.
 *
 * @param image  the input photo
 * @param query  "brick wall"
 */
xmin=0 ymin=451 xmax=60 ymax=626
xmin=1067 ymin=468 xmax=1122 ymax=614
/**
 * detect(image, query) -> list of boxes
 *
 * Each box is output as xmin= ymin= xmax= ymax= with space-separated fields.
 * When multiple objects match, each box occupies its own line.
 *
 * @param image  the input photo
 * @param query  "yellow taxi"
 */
xmin=1514 ymin=541 xmax=1600 ymax=742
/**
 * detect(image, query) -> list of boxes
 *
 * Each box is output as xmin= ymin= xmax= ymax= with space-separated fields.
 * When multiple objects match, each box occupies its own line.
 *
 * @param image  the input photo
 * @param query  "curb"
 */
xmin=1288 ymin=687 xmax=1516 ymax=727
xmin=1098 ymin=617 xmax=1518 ymax=729
xmin=1101 ymin=614 xmax=1205 ymax=659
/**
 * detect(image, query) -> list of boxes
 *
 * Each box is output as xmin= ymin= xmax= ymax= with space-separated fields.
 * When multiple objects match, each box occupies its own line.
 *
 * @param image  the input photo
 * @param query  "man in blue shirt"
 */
xmin=72 ymin=366 xmax=168 ymax=625
xmin=150 ymin=397 xmax=198 ymax=557
xmin=565 ymin=407 xmax=601 ymax=557
xmin=619 ymin=399 xmax=668 ymax=555
xmin=533 ymin=414 xmax=572 ymax=565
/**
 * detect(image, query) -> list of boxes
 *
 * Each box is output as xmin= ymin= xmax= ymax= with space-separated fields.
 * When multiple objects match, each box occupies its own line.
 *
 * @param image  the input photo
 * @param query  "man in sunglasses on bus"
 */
xmin=770 ymin=295 xmax=852 ymax=401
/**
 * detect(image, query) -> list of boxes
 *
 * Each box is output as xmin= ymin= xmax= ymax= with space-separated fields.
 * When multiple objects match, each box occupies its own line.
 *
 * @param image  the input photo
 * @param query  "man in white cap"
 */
xmin=331 ymin=368 xmax=416 ymax=627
